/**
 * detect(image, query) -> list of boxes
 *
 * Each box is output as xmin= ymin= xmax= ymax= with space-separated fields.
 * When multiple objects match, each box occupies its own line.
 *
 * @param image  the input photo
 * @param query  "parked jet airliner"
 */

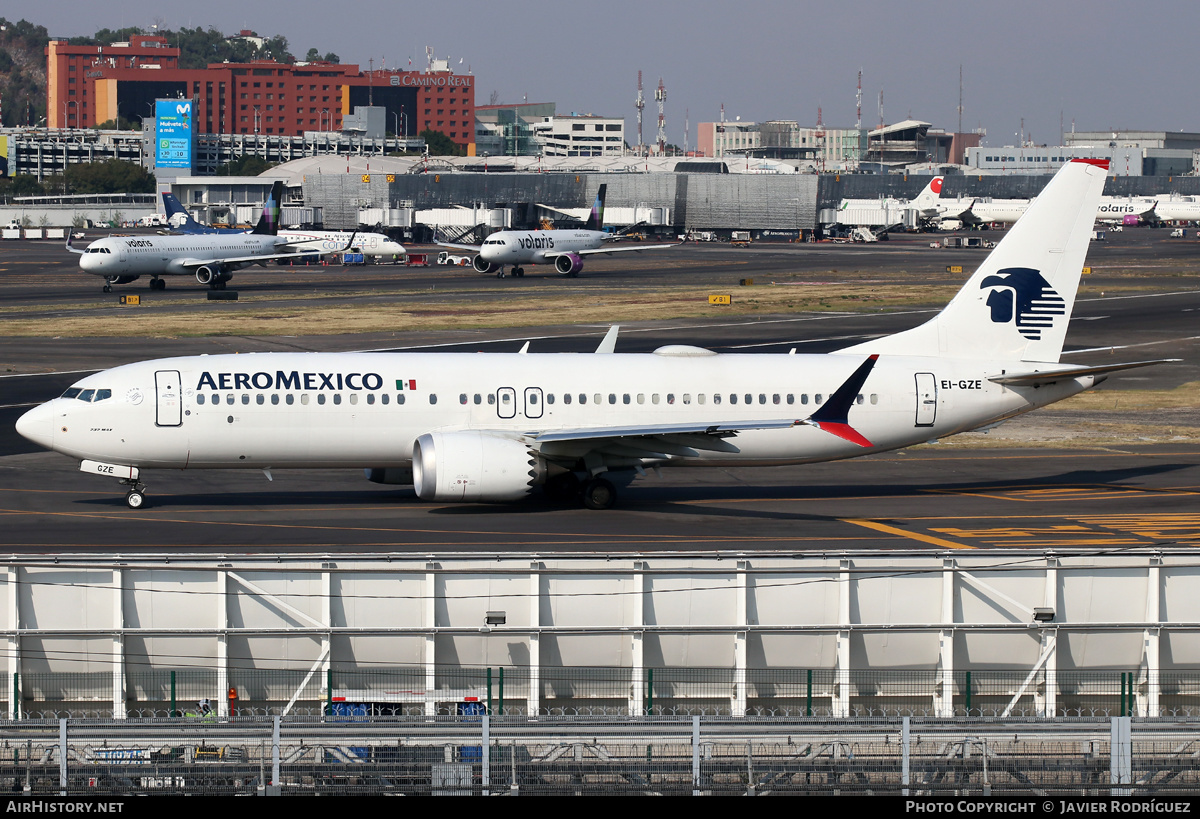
xmin=161 ymin=192 xmax=406 ymax=259
xmin=20 ymin=159 xmax=1169 ymax=510
xmin=69 ymin=183 xmax=355 ymax=292
xmin=437 ymin=184 xmax=677 ymax=278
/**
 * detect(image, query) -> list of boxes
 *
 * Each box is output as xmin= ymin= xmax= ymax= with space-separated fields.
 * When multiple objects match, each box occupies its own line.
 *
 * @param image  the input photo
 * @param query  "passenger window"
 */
xmin=366 ymin=394 xmax=375 ymax=405
xmin=242 ymin=395 xmax=250 ymax=405
xmin=801 ymin=395 xmax=808 ymax=405
xmin=682 ymin=394 xmax=691 ymax=405
xmin=787 ymin=394 xmax=794 ymax=405
xmin=637 ymin=394 xmax=644 ymax=404
xmin=870 ymin=394 xmax=878 ymax=405
xmin=349 ymin=394 xmax=358 ymax=405
xmin=622 ymin=394 xmax=630 ymax=404
xmin=430 ymin=394 xmax=437 ymax=404
xmin=816 ymin=394 xmax=823 ymax=404
xmin=772 ymin=394 xmax=780 ymax=405
xmin=580 ymin=394 xmax=587 ymax=404
xmin=547 ymin=394 xmax=555 ymax=404
xmin=488 ymin=394 xmax=495 ymax=405
xmin=759 ymin=394 xmax=766 ymax=404
xmin=381 ymin=393 xmax=389 ymax=405
xmin=564 ymin=394 xmax=572 ymax=405
xmin=197 ymin=394 xmax=206 ymax=405
xmin=667 ymin=394 xmax=675 ymax=404
xmin=301 ymin=394 xmax=310 ymax=405
xmin=651 ymin=394 xmax=659 ymax=405
xmin=714 ymin=394 xmax=722 ymax=405
xmin=698 ymin=394 xmax=706 ymax=405
xmin=608 ymin=394 xmax=616 ymax=404
xmin=594 ymin=394 xmax=602 ymax=405
xmin=317 ymin=394 xmax=326 ymax=405
xmin=460 ymin=393 xmax=468 ymax=405
xmin=271 ymin=394 xmax=279 ymax=405
xmin=286 ymin=394 xmax=295 ymax=405
xmin=730 ymin=394 xmax=737 ymax=405
xmin=397 ymin=394 xmax=405 ymax=405
xmin=334 ymin=394 xmax=342 ymax=405
xmin=474 ymin=394 xmax=482 ymax=405
xmin=855 ymin=394 xmax=864 ymax=405
xmin=227 ymin=394 xmax=235 ymax=405
xmin=255 ymin=394 xmax=264 ymax=405
xmin=530 ymin=394 xmax=539 ymax=405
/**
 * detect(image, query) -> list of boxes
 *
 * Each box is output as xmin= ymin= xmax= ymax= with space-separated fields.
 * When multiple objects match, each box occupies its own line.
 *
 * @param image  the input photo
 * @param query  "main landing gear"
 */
xmin=149 ymin=278 xmax=166 ymax=291
xmin=496 ymin=267 xmax=525 ymax=279
xmin=543 ymin=473 xmax=617 ymax=510
xmin=120 ymin=478 xmax=148 ymax=509
xmin=209 ymin=279 xmax=228 ymax=290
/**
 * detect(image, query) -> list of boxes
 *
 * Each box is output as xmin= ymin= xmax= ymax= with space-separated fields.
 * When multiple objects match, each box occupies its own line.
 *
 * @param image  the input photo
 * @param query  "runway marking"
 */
xmin=927 ymin=485 xmax=1200 ymax=503
xmin=844 ymin=519 xmax=975 ymax=549
xmin=1074 ymin=514 xmax=1200 ymax=542
xmin=930 ymin=524 xmax=1142 ymax=548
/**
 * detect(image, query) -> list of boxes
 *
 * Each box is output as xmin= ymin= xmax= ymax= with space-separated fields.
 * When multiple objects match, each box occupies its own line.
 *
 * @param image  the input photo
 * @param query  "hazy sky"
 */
xmin=25 ymin=1 xmax=1200 ymax=147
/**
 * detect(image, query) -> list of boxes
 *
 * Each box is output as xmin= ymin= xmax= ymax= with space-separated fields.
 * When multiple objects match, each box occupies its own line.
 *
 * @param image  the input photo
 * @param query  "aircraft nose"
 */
xmin=79 ymin=254 xmax=100 ymax=273
xmin=15 ymin=402 xmax=55 ymax=450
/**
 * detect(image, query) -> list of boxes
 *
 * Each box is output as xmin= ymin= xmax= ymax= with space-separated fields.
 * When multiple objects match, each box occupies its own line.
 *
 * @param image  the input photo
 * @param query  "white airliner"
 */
xmin=70 ymin=183 xmax=354 ymax=292
xmin=437 ymin=184 xmax=677 ymax=278
xmin=18 ymin=159 xmax=1171 ymax=510
xmin=162 ymin=192 xmax=406 ymax=259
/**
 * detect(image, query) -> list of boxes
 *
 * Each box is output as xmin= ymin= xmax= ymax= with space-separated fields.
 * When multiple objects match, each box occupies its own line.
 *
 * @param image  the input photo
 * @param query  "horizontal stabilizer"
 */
xmin=988 ymin=359 xmax=1178 ymax=386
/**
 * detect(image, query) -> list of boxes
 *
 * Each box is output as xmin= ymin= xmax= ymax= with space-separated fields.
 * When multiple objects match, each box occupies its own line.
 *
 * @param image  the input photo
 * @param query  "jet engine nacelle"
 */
xmin=412 ymin=431 xmax=544 ymax=502
xmin=196 ymin=266 xmax=233 ymax=285
xmin=472 ymin=255 xmax=498 ymax=274
xmin=554 ymin=253 xmax=584 ymax=276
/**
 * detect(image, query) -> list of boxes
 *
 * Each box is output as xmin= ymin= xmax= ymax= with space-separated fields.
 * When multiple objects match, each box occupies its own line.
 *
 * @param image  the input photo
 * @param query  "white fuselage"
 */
xmin=18 ymin=350 xmax=1092 ymax=474
xmin=277 ymin=230 xmax=405 ymax=258
xmin=78 ymin=234 xmax=283 ymax=278
xmin=478 ymin=229 xmax=605 ymax=266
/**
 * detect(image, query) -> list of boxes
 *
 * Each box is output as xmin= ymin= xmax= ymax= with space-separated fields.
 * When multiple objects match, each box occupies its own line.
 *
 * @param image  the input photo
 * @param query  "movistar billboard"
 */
xmin=155 ymin=99 xmax=194 ymax=169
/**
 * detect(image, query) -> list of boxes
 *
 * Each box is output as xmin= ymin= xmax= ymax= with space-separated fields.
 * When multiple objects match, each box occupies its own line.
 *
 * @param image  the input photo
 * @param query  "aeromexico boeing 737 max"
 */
xmin=437 ymin=184 xmax=677 ymax=278
xmin=19 ymin=159 xmax=1172 ymax=510
xmin=70 ymin=182 xmax=355 ymax=292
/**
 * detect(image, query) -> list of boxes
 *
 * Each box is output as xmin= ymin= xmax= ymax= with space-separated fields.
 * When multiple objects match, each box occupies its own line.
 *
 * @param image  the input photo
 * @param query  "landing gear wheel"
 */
xmin=103 ymin=285 xmax=112 ymax=293
xmin=150 ymin=278 xmax=166 ymax=291
xmin=496 ymin=269 xmax=506 ymax=279
xmin=543 ymin=473 xmax=582 ymax=504
xmin=125 ymin=490 xmax=146 ymax=509
xmin=581 ymin=477 xmax=616 ymax=510
xmin=514 ymin=267 xmax=525 ymax=278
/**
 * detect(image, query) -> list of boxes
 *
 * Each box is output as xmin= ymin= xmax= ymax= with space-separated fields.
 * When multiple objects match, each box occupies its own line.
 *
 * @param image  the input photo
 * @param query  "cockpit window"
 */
xmin=77 ymin=389 xmax=95 ymax=402
xmin=61 ymin=388 xmax=82 ymax=399
xmin=94 ymin=389 xmax=111 ymax=401
xmin=61 ymin=388 xmax=111 ymax=402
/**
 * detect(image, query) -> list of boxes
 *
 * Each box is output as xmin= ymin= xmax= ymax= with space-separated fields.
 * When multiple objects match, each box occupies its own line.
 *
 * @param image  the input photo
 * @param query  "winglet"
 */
xmin=65 ymin=232 xmax=83 ymax=255
xmin=804 ymin=355 xmax=879 ymax=447
xmin=595 ymin=325 xmax=620 ymax=354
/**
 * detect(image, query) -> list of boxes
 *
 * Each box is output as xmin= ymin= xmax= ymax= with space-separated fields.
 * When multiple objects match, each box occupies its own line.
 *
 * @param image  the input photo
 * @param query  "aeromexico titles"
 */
xmin=21 ymin=159 xmax=1172 ymax=510
xmin=437 ymin=183 xmax=677 ymax=278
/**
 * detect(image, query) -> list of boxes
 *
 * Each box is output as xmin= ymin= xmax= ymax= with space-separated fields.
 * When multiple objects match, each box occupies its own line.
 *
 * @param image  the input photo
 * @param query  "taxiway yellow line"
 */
xmin=845 ymin=519 xmax=975 ymax=549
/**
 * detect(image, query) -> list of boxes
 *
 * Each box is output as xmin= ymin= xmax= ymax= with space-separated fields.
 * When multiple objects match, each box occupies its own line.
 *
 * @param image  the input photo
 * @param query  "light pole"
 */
xmin=62 ymin=99 xmax=78 ymax=130
xmin=321 ymin=108 xmax=329 ymax=132
xmin=253 ymin=106 xmax=261 ymax=134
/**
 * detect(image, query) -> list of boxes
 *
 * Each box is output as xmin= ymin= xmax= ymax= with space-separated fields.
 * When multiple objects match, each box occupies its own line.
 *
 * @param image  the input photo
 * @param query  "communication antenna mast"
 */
xmin=856 ymin=68 xmax=862 ymax=130
xmin=635 ymin=71 xmax=645 ymax=155
xmin=655 ymin=77 xmax=666 ymax=155
xmin=684 ymin=107 xmax=689 ymax=155
xmin=957 ymin=64 xmax=963 ymax=135
xmin=815 ymin=105 xmax=826 ymax=173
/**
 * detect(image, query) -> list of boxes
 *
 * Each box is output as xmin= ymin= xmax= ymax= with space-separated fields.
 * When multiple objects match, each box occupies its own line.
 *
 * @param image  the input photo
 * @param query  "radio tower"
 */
xmin=635 ymin=71 xmax=645 ymax=155
xmin=655 ymin=77 xmax=666 ymax=155
xmin=815 ymin=105 xmax=826 ymax=173
xmin=856 ymin=69 xmax=862 ymax=130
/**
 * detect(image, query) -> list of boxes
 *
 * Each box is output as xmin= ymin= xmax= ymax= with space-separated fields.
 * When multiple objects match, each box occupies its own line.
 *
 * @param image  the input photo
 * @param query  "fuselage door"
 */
xmin=496 ymin=387 xmax=516 ymax=419
xmin=524 ymin=387 xmax=543 ymax=419
xmin=155 ymin=370 xmax=183 ymax=427
xmin=915 ymin=372 xmax=937 ymax=427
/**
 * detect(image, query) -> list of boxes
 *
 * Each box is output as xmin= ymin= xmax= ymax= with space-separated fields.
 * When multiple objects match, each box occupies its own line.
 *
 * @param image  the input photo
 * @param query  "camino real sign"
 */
xmin=155 ymin=100 xmax=194 ymax=169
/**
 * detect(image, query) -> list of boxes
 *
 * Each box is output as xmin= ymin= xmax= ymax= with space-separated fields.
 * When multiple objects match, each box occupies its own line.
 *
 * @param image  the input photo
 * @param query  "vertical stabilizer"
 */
xmin=250 ymin=181 xmax=284 ymax=236
xmin=910 ymin=176 xmax=944 ymax=215
xmin=162 ymin=192 xmax=219 ymax=234
xmin=584 ymin=184 xmax=607 ymax=232
xmin=837 ymin=159 xmax=1109 ymax=363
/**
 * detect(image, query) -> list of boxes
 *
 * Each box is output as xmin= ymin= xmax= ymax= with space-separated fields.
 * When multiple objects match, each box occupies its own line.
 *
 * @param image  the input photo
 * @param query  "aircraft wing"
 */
xmin=556 ymin=243 xmax=679 ymax=258
xmin=532 ymin=354 xmax=880 ymax=458
xmin=173 ymin=251 xmax=322 ymax=269
xmin=988 ymin=359 xmax=1178 ymax=387
xmin=435 ymin=240 xmax=481 ymax=251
